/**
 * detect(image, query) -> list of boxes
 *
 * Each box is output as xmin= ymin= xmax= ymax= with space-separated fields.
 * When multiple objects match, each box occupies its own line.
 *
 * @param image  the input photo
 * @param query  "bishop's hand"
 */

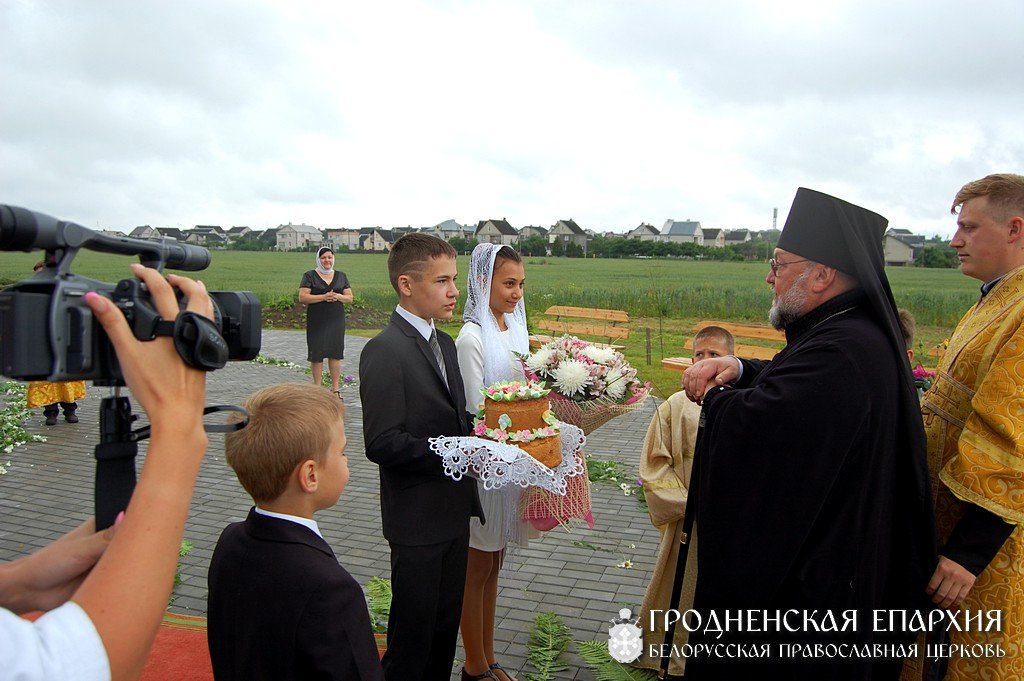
xmin=683 ymin=356 xmax=741 ymax=404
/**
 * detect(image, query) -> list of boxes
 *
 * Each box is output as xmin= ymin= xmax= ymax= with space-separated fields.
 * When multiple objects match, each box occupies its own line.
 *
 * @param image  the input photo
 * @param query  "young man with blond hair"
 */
xmin=902 ymin=173 xmax=1024 ymax=681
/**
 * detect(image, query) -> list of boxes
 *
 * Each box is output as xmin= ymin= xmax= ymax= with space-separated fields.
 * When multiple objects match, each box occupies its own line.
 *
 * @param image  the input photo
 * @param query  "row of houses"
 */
xmin=625 ymin=220 xmax=754 ymax=247
xmin=128 ymin=224 xmax=252 ymax=246
xmin=123 ymin=219 xmax=924 ymax=264
xmin=127 ymin=218 xmax=599 ymax=254
xmin=303 ymin=218 xmax=761 ymax=255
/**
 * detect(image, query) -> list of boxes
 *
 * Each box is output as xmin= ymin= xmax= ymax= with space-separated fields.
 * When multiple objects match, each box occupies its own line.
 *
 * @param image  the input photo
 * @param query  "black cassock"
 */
xmin=686 ymin=290 xmax=934 ymax=681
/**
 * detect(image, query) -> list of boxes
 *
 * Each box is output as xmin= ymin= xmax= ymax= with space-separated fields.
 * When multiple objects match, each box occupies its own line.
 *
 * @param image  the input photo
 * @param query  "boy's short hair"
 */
xmin=693 ymin=325 xmax=736 ymax=354
xmin=225 ymin=384 xmax=345 ymax=503
xmin=897 ymin=308 xmax=916 ymax=348
xmin=387 ymin=233 xmax=457 ymax=292
xmin=952 ymin=173 xmax=1024 ymax=219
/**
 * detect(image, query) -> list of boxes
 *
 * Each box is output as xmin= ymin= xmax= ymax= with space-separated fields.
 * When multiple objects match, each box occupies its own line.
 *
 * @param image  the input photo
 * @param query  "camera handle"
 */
xmin=92 ymin=397 xmax=250 ymax=530
xmin=94 ymin=395 xmax=138 ymax=530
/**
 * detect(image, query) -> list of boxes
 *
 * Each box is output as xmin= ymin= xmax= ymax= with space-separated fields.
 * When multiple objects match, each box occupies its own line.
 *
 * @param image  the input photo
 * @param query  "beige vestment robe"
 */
xmin=634 ymin=391 xmax=700 ymax=676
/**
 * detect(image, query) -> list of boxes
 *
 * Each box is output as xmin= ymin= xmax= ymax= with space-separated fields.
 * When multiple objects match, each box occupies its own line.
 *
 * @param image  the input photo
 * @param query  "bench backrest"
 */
xmin=534 ymin=305 xmax=631 ymax=342
xmin=685 ymin=320 xmax=785 ymax=361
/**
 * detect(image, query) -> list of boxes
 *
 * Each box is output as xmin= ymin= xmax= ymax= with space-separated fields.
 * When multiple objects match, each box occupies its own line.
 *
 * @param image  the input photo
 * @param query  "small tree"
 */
xmin=518 ymin=236 xmax=548 ymax=256
xmin=917 ymin=245 xmax=959 ymax=268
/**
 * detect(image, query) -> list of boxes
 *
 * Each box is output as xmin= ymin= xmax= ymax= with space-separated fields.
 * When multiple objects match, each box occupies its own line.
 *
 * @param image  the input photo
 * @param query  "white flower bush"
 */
xmin=0 ymin=382 xmax=47 ymax=467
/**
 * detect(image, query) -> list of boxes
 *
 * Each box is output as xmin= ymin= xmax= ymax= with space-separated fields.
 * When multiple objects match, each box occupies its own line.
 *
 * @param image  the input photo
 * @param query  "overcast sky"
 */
xmin=2 ymin=0 xmax=1021 ymax=238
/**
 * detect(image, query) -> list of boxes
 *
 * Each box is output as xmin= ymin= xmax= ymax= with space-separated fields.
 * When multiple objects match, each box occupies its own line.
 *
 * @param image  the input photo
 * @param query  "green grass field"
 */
xmin=1 ymin=250 xmax=974 ymax=398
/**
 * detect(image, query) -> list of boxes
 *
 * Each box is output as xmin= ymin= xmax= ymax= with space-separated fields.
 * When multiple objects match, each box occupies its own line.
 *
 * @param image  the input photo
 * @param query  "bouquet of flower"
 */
xmin=520 ymin=335 xmax=650 ymax=435
xmin=913 ymin=364 xmax=937 ymax=392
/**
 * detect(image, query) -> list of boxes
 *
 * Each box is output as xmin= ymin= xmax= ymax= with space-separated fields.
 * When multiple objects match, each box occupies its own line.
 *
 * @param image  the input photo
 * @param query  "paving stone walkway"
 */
xmin=0 ymin=329 xmax=668 ymax=680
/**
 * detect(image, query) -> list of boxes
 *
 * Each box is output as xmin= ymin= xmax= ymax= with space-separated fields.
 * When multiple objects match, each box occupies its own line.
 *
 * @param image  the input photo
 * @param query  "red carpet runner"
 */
xmin=140 ymin=612 xmax=212 ymax=681
xmin=26 ymin=611 xmax=386 ymax=678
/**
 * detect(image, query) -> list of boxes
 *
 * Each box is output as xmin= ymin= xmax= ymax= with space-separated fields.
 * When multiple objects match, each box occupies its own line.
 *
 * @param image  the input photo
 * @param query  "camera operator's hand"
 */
xmin=0 ymin=518 xmax=117 ymax=614
xmin=70 ymin=264 xmax=211 ymax=681
xmin=86 ymin=263 xmax=211 ymax=431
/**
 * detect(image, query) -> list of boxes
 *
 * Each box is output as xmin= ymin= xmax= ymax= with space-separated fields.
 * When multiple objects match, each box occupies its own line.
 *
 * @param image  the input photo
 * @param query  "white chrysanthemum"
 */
xmin=552 ymin=359 xmax=591 ymax=396
xmin=580 ymin=345 xmax=616 ymax=365
xmin=604 ymin=367 xmax=628 ymax=400
xmin=525 ymin=348 xmax=554 ymax=373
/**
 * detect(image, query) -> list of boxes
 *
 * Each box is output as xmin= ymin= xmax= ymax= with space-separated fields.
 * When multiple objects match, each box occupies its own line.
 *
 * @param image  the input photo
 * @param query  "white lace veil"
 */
xmin=464 ymin=243 xmax=530 ymax=386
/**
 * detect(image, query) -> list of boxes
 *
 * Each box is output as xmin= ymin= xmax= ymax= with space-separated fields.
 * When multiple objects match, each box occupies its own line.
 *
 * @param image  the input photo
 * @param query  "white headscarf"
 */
xmin=464 ymin=243 xmax=529 ymax=385
xmin=315 ymin=247 xmax=333 ymax=275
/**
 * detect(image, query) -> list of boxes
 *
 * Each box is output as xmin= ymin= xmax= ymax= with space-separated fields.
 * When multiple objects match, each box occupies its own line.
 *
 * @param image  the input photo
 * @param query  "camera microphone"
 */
xmin=160 ymin=241 xmax=211 ymax=271
xmin=0 ymin=204 xmax=210 ymax=271
xmin=0 ymin=204 xmax=64 ymax=250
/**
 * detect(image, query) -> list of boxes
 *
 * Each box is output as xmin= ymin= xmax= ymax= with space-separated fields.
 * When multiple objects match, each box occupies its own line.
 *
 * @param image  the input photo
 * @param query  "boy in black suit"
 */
xmin=208 ymin=383 xmax=383 ymax=681
xmin=360 ymin=233 xmax=483 ymax=680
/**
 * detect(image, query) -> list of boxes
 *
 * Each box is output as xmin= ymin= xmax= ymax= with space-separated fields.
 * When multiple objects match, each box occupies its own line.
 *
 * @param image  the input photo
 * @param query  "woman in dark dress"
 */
xmin=299 ymin=247 xmax=353 ymax=397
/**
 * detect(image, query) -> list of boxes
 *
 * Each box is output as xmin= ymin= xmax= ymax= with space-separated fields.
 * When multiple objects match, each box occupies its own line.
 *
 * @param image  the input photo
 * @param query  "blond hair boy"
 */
xmin=207 ymin=383 xmax=383 ymax=681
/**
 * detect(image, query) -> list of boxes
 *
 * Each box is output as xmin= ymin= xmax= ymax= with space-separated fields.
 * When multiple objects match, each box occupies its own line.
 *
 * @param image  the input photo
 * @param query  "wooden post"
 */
xmin=646 ymin=327 xmax=652 ymax=365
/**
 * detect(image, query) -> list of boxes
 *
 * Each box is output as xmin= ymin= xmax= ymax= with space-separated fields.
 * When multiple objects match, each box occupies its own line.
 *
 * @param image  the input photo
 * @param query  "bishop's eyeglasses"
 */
xmin=767 ymin=257 xmax=811 ymax=275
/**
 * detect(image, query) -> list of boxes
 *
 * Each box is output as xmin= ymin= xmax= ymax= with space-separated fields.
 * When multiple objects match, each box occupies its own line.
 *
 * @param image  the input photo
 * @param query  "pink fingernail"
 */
xmin=84 ymin=292 xmax=107 ymax=309
xmin=114 ymin=511 xmax=125 ymax=526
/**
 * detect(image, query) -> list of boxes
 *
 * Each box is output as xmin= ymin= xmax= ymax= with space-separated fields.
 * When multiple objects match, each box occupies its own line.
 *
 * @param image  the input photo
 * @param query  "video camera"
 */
xmin=0 ymin=205 xmax=261 ymax=384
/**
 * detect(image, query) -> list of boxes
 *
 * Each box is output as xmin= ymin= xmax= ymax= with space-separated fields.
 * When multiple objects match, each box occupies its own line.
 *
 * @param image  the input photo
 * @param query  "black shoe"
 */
xmin=44 ymin=414 xmax=58 ymax=426
xmin=461 ymin=668 xmax=498 ymax=680
xmin=64 ymin=412 xmax=79 ymax=424
xmin=489 ymin=663 xmax=518 ymax=681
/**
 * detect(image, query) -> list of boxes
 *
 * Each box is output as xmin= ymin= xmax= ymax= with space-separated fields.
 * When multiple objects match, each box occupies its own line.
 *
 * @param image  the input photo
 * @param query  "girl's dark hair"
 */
xmin=494 ymin=245 xmax=522 ymax=264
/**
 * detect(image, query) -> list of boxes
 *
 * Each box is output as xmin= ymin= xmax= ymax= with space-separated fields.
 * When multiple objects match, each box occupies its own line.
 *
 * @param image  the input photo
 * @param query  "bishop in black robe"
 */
xmin=682 ymin=189 xmax=936 ymax=681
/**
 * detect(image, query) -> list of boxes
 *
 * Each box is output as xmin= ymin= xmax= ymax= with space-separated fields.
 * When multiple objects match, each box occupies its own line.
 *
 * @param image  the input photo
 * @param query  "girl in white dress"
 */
xmin=455 ymin=243 xmax=529 ymax=681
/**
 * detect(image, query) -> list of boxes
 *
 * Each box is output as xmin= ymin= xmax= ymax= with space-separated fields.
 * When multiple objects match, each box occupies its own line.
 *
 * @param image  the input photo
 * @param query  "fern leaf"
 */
xmin=576 ymin=640 xmax=658 ymax=681
xmin=366 ymin=577 xmax=393 ymax=634
xmin=525 ymin=612 xmax=572 ymax=680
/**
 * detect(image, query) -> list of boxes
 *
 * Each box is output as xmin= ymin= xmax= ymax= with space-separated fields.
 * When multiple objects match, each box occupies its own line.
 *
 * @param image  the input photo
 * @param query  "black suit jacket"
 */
xmin=359 ymin=311 xmax=482 ymax=546
xmin=207 ymin=509 xmax=384 ymax=681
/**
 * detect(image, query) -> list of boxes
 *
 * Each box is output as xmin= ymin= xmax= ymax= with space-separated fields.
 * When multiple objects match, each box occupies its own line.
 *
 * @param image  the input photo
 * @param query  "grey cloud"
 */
xmin=532 ymin=0 xmax=1024 ymax=104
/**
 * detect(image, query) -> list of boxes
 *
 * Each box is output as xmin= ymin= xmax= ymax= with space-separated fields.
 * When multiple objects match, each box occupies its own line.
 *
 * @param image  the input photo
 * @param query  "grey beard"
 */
xmin=768 ymin=272 xmax=811 ymax=330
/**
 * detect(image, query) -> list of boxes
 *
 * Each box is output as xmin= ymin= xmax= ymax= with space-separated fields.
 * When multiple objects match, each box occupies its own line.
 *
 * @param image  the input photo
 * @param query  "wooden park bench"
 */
xmin=662 ymin=320 xmax=786 ymax=373
xmin=529 ymin=305 xmax=630 ymax=350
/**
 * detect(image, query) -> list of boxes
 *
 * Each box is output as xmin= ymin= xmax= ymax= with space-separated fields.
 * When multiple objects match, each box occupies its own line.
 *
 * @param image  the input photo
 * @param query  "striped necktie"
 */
xmin=428 ymin=329 xmax=448 ymax=385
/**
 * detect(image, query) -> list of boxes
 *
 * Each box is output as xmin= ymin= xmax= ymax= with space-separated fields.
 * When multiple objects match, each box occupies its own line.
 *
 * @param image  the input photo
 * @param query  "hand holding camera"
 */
xmin=85 ymin=263 xmax=211 ymax=432
xmin=0 ymin=204 xmax=260 ymax=384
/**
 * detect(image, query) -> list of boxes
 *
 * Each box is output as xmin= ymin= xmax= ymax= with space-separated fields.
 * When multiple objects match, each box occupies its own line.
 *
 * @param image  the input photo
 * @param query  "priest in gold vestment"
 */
xmin=903 ymin=174 xmax=1024 ymax=681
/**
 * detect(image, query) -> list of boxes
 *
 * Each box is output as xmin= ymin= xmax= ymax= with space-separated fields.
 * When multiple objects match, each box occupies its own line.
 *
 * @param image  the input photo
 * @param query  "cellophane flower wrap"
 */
xmin=912 ymin=364 xmax=937 ymax=392
xmin=519 ymin=335 xmax=651 ymax=436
